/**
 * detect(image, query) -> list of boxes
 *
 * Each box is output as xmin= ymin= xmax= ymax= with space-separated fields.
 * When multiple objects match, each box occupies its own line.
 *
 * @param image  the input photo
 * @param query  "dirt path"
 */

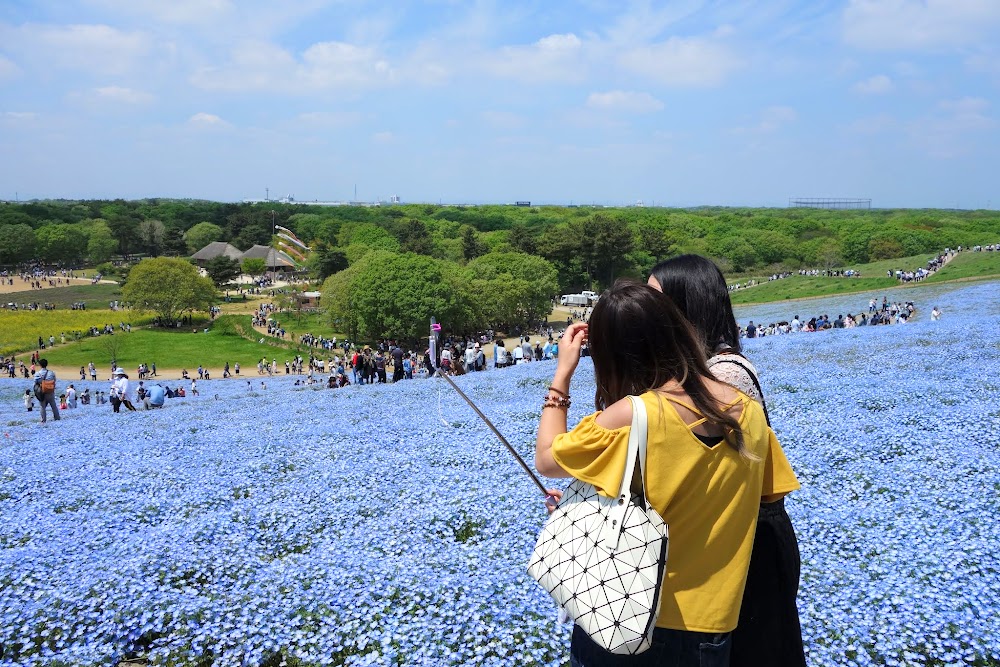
xmin=0 ymin=276 xmax=117 ymax=295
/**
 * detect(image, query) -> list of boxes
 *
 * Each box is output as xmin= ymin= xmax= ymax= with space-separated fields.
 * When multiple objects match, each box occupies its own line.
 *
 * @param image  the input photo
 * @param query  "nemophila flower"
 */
xmin=0 ymin=280 xmax=999 ymax=665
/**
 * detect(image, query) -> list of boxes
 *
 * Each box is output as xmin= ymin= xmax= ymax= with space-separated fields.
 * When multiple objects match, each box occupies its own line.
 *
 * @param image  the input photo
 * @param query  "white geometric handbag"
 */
xmin=528 ymin=395 xmax=669 ymax=655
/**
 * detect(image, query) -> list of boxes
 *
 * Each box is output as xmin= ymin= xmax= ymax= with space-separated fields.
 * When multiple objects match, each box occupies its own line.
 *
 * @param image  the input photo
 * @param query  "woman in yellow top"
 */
xmin=535 ymin=280 xmax=799 ymax=667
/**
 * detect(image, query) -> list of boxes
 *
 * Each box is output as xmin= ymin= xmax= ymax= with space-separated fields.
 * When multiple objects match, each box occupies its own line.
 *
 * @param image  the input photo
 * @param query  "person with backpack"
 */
xmin=33 ymin=358 xmax=60 ymax=423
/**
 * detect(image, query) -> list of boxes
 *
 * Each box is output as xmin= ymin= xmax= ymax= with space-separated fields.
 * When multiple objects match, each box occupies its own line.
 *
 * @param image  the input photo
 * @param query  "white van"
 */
xmin=560 ymin=294 xmax=590 ymax=307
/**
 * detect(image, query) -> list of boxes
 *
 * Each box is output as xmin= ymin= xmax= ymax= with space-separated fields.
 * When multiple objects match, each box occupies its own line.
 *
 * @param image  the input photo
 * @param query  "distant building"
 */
xmin=190 ymin=242 xmax=243 ymax=266
xmin=240 ymin=245 xmax=297 ymax=271
xmin=191 ymin=242 xmax=298 ymax=272
xmin=296 ymin=291 xmax=322 ymax=310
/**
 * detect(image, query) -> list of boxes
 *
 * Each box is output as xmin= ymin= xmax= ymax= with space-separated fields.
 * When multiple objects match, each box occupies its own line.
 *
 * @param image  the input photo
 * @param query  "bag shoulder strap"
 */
xmin=618 ymin=395 xmax=649 ymax=502
xmin=600 ymin=395 xmax=651 ymax=548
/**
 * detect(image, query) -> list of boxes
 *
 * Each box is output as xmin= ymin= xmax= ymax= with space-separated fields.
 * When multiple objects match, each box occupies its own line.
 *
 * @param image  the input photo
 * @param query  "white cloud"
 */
xmin=94 ymin=86 xmax=154 ymax=105
xmin=5 ymin=23 xmax=151 ymax=76
xmin=188 ymin=112 xmax=229 ymax=128
xmin=966 ymin=51 xmax=1000 ymax=77
xmin=618 ymin=36 xmax=741 ymax=87
xmin=301 ymin=41 xmax=393 ymax=87
xmin=586 ymin=91 xmax=664 ymax=114
xmin=481 ymin=111 xmax=527 ymax=130
xmin=852 ymin=74 xmax=894 ymax=94
xmin=84 ymin=0 xmax=234 ymax=25
xmin=906 ymin=97 xmax=995 ymax=157
xmin=0 ymin=55 xmax=21 ymax=81
xmin=843 ymin=113 xmax=898 ymax=135
xmin=191 ymin=40 xmax=394 ymax=92
xmin=483 ymin=33 xmax=586 ymax=84
xmin=296 ymin=111 xmax=362 ymax=127
xmin=1 ymin=111 xmax=38 ymax=121
xmin=938 ymin=97 xmax=993 ymax=129
xmin=844 ymin=0 xmax=1000 ymax=51
xmin=760 ymin=106 xmax=798 ymax=129
xmin=733 ymin=106 xmax=798 ymax=135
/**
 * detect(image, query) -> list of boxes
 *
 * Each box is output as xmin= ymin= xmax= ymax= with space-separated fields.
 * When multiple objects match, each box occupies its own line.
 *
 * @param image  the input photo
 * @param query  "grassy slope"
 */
xmin=924 ymin=251 xmax=1000 ymax=282
xmin=2 ymin=283 xmax=124 ymax=309
xmin=38 ymin=318 xmax=303 ymax=372
xmin=730 ymin=251 xmax=1000 ymax=305
xmin=0 ymin=309 xmax=155 ymax=357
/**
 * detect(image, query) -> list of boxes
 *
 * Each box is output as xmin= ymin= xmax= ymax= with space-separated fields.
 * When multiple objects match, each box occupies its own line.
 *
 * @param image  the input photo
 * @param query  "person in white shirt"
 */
xmin=496 ymin=342 xmax=508 ymax=368
xmin=931 ymin=306 xmax=941 ymax=321
xmin=112 ymin=368 xmax=137 ymax=412
xmin=513 ymin=344 xmax=525 ymax=365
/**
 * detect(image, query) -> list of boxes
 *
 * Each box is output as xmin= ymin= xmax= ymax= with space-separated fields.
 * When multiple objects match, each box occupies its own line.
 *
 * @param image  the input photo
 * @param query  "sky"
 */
xmin=0 ymin=0 xmax=998 ymax=208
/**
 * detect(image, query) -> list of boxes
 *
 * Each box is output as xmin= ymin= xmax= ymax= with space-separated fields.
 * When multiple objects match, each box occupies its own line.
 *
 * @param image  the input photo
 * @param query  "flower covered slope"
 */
xmin=2 ymin=280 xmax=999 ymax=667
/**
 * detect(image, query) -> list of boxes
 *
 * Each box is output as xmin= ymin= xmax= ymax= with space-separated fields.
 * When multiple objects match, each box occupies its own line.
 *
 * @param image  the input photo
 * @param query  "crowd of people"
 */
xmin=742 ymin=296 xmax=925 ymax=338
xmin=22 ymin=359 xmax=188 ymax=421
xmin=0 ymin=267 xmax=86 ymax=291
xmin=728 ymin=246 xmax=964 ymax=293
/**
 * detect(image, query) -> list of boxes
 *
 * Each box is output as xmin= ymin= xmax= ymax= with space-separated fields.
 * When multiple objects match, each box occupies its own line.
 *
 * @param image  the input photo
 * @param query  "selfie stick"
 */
xmin=431 ymin=319 xmax=550 ymax=496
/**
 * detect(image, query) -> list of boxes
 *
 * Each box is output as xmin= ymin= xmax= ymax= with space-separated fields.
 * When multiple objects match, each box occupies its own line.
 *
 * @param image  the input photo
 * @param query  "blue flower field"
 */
xmin=1 ymin=280 xmax=999 ymax=666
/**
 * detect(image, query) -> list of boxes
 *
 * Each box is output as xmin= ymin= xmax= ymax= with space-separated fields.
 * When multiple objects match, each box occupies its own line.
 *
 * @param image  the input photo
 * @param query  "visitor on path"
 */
xmin=33 ymin=358 xmax=60 ymax=423
xmin=650 ymin=254 xmax=806 ymax=667
xmin=534 ymin=280 xmax=798 ymax=666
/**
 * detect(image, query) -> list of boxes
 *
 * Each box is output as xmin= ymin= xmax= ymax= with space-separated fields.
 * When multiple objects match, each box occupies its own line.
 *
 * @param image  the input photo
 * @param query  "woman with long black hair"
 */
xmin=535 ymin=280 xmax=799 ymax=666
xmin=649 ymin=254 xmax=806 ymax=667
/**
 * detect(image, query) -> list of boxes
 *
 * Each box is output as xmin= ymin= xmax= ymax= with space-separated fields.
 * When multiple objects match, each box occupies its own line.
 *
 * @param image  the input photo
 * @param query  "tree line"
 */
xmin=5 ymin=198 xmax=1000 ymax=342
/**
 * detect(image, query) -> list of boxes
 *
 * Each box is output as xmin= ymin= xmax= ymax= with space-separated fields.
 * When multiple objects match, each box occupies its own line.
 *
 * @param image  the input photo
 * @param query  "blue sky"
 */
xmin=1 ymin=0 xmax=998 ymax=207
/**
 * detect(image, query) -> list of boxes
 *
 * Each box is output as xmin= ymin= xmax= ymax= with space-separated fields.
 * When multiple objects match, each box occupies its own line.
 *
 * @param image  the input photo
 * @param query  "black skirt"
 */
xmin=729 ymin=497 xmax=806 ymax=667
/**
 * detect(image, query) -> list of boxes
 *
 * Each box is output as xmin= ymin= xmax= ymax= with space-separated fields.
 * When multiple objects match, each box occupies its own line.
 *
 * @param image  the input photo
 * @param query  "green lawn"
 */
xmin=925 ymin=251 xmax=1000 ymax=282
xmin=729 ymin=277 xmax=898 ymax=304
xmin=2 ymin=283 xmax=124 ymax=309
xmin=260 ymin=310 xmax=332 ymax=339
xmin=40 ymin=318 xmax=304 ymax=375
xmin=728 ymin=251 xmax=1000 ymax=305
xmin=0 ymin=308 xmax=155 ymax=357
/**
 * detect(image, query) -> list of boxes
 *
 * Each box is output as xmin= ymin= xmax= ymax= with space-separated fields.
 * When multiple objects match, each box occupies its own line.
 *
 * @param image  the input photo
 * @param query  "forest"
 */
xmin=3 ymin=198 xmax=1000 ymax=344
xmin=3 ymin=199 xmax=999 ymax=293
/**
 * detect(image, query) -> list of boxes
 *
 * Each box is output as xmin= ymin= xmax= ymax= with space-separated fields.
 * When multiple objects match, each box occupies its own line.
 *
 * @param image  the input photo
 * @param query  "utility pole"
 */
xmin=271 ymin=210 xmax=276 ymax=238
xmin=266 ymin=187 xmax=269 ymax=202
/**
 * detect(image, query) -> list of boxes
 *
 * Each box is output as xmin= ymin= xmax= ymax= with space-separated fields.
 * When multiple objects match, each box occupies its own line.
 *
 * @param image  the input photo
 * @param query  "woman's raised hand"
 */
xmin=555 ymin=323 xmax=588 ymax=378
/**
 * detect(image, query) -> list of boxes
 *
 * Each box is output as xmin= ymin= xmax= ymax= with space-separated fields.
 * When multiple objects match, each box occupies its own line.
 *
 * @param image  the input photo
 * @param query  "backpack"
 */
xmin=35 ymin=370 xmax=54 ymax=399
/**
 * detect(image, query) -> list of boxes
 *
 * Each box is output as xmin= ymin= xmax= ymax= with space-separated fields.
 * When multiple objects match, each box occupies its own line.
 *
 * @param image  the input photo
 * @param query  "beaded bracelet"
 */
xmin=542 ymin=401 xmax=570 ymax=410
xmin=547 ymin=385 xmax=570 ymax=399
xmin=543 ymin=395 xmax=571 ymax=409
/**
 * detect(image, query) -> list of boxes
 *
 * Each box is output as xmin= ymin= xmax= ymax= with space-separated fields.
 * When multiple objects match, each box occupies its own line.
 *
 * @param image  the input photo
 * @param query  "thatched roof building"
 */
xmin=240 ymin=245 xmax=297 ymax=270
xmin=190 ymin=242 xmax=243 ymax=265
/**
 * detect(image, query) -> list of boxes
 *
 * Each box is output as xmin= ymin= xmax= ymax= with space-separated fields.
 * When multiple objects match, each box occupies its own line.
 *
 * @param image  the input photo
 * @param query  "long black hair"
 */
xmin=648 ymin=254 xmax=741 ymax=356
xmin=588 ymin=280 xmax=748 ymax=457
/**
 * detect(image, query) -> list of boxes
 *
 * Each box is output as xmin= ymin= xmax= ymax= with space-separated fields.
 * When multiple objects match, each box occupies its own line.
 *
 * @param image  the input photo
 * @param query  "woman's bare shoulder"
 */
xmin=594 ymin=397 xmax=634 ymax=430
